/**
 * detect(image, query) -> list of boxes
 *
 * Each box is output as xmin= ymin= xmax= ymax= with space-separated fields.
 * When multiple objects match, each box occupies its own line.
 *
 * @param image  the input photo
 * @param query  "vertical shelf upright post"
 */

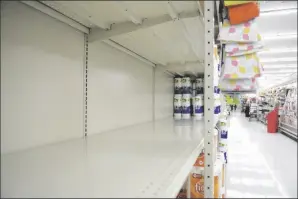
xmin=83 ymin=34 xmax=89 ymax=137
xmin=204 ymin=1 xmax=215 ymax=198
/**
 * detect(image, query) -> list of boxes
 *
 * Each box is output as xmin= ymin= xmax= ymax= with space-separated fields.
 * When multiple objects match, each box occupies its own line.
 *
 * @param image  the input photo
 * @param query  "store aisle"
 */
xmin=226 ymin=111 xmax=297 ymax=198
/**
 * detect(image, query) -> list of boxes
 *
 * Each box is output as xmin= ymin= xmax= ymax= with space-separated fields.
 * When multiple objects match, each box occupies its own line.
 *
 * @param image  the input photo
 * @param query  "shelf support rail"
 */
xmin=204 ymin=1 xmax=215 ymax=198
xmin=83 ymin=34 xmax=89 ymax=137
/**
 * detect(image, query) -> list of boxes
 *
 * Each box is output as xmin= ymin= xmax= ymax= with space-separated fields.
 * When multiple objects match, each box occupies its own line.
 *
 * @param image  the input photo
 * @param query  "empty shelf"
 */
xmin=1 ymin=118 xmax=204 ymax=198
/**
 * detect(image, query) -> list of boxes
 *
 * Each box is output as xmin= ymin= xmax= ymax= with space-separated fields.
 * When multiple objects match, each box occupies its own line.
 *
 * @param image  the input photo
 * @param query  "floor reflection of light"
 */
xmin=229 ymin=158 xmax=265 ymax=166
xmin=242 ymin=178 xmax=276 ymax=187
xmin=230 ymin=166 xmax=270 ymax=174
xmin=229 ymin=177 xmax=241 ymax=185
xmin=229 ymin=177 xmax=276 ymax=188
xmin=227 ymin=189 xmax=243 ymax=198
xmin=227 ymin=189 xmax=283 ymax=198
xmin=257 ymin=151 xmax=289 ymax=197
xmin=243 ymin=192 xmax=266 ymax=198
xmin=266 ymin=195 xmax=283 ymax=198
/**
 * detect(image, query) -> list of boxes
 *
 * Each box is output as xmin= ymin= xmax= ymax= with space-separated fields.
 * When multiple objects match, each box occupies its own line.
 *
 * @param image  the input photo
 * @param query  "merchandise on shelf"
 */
xmin=194 ymin=94 xmax=204 ymax=120
xmin=280 ymin=87 xmax=297 ymax=129
xmin=182 ymin=77 xmax=192 ymax=94
xmin=174 ymin=94 xmax=183 ymax=120
xmin=218 ymin=119 xmax=229 ymax=164
xmin=175 ymin=77 xmax=183 ymax=94
xmin=190 ymin=152 xmax=226 ymax=198
xmin=182 ymin=94 xmax=192 ymax=119
xmin=173 ymin=76 xmax=222 ymax=121
xmin=176 ymin=181 xmax=188 ymax=199
xmin=196 ymin=78 xmax=204 ymax=94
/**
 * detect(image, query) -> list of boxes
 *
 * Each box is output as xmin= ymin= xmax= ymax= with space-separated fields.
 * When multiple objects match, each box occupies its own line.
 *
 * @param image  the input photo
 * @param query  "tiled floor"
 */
xmin=226 ymin=111 xmax=297 ymax=198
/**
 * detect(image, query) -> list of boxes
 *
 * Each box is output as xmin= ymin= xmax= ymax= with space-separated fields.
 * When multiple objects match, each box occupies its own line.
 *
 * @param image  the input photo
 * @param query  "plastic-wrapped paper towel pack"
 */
xmin=174 ymin=94 xmax=182 ymax=120
xmin=182 ymin=94 xmax=192 ymax=119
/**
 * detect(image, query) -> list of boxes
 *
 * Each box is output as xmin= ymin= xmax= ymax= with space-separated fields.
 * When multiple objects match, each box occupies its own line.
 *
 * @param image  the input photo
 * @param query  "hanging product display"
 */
xmin=219 ymin=78 xmax=258 ymax=91
xmin=228 ymin=2 xmax=260 ymax=25
xmin=225 ymin=42 xmax=264 ymax=56
xmin=218 ymin=19 xmax=261 ymax=43
xmin=224 ymin=0 xmax=254 ymax=7
xmin=222 ymin=53 xmax=262 ymax=79
xmin=219 ymin=1 xmax=264 ymax=93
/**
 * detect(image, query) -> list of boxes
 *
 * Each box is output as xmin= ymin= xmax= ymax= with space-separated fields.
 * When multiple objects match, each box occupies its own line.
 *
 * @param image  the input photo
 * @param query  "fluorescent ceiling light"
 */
xmin=263 ymin=70 xmax=297 ymax=74
xmin=261 ymin=57 xmax=297 ymax=63
xmin=262 ymin=73 xmax=291 ymax=77
xmin=261 ymin=8 xmax=297 ymax=16
xmin=263 ymin=68 xmax=297 ymax=72
xmin=258 ymin=48 xmax=297 ymax=54
xmin=262 ymin=64 xmax=297 ymax=69
xmin=263 ymin=34 xmax=297 ymax=40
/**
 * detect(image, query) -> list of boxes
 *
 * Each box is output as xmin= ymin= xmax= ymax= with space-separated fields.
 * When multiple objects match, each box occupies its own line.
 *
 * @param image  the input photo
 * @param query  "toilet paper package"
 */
xmin=174 ymin=77 xmax=182 ymax=94
xmin=174 ymin=94 xmax=182 ymax=120
xmin=192 ymin=82 xmax=196 ymax=96
xmin=194 ymin=95 xmax=204 ymax=120
xmin=196 ymin=78 xmax=204 ymax=94
xmin=182 ymin=94 xmax=191 ymax=119
xmin=182 ymin=77 xmax=192 ymax=94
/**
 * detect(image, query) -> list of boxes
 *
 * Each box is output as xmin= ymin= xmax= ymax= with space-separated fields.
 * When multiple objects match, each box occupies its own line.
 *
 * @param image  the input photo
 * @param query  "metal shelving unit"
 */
xmin=1 ymin=1 xmax=222 ymax=198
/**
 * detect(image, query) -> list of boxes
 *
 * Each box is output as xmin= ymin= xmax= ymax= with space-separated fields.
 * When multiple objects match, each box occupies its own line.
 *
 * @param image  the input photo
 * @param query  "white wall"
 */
xmin=154 ymin=67 xmax=174 ymax=120
xmin=1 ymin=2 xmax=84 ymax=154
xmin=87 ymin=41 xmax=153 ymax=135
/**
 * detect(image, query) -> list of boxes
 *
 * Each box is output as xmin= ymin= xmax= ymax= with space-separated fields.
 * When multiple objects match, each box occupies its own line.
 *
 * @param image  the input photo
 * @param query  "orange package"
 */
xmin=194 ymin=151 xmax=204 ymax=167
xmin=228 ymin=2 xmax=260 ymax=25
xmin=190 ymin=172 xmax=221 ymax=198
xmin=190 ymin=172 xmax=204 ymax=198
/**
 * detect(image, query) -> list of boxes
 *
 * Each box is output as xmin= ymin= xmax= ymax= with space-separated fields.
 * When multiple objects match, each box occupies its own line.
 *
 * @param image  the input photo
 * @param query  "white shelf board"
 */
xmin=1 ymin=118 xmax=204 ymax=198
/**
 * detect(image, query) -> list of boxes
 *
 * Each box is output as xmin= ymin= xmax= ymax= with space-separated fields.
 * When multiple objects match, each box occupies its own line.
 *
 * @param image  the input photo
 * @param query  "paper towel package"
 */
xmin=194 ymin=95 xmax=204 ymax=120
xmin=174 ymin=94 xmax=182 ymax=120
xmin=174 ymin=77 xmax=182 ymax=94
xmin=182 ymin=77 xmax=192 ymax=94
xmin=182 ymin=94 xmax=191 ymax=119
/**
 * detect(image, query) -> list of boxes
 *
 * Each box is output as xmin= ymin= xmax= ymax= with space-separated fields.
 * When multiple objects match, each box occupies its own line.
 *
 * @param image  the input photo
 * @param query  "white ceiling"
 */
xmin=257 ymin=1 xmax=297 ymax=89
xmin=41 ymin=1 xmax=297 ymax=83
